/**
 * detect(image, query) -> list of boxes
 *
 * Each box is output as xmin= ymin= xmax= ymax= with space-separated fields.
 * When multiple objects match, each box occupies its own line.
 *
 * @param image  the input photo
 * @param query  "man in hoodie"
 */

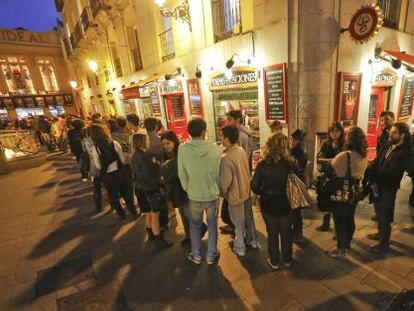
xmin=220 ymin=125 xmax=258 ymax=257
xmin=178 ymin=118 xmax=222 ymax=265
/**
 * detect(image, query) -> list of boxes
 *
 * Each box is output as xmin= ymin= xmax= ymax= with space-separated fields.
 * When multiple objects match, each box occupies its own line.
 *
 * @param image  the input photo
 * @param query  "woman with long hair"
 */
xmin=90 ymin=124 xmax=138 ymax=220
xmin=316 ymin=121 xmax=345 ymax=232
xmin=329 ymin=127 xmax=368 ymax=257
xmin=68 ymin=119 xmax=87 ymax=180
xmin=251 ymin=133 xmax=294 ymax=270
xmin=131 ymin=133 xmax=172 ymax=249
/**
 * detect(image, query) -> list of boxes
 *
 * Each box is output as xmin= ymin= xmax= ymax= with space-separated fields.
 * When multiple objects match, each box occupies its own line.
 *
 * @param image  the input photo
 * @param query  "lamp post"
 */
xmin=154 ymin=0 xmax=192 ymax=31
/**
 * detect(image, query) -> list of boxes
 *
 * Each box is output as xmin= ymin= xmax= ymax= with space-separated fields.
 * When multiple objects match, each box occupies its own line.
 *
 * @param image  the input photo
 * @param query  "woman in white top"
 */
xmin=90 ymin=124 xmax=138 ymax=220
xmin=329 ymin=127 xmax=368 ymax=258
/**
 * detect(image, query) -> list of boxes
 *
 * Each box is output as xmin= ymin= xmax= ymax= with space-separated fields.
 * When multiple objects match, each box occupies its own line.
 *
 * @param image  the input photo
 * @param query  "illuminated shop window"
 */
xmin=38 ymin=60 xmax=59 ymax=92
xmin=0 ymin=56 xmax=35 ymax=94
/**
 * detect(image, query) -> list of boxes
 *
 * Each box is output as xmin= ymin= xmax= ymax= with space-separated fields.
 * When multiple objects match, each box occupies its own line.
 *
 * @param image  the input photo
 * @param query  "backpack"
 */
xmin=96 ymin=142 xmax=121 ymax=175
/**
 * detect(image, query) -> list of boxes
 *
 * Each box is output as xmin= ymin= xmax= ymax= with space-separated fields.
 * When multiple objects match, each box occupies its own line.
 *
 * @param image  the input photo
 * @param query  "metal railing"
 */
xmin=159 ymin=28 xmax=175 ymax=62
xmin=63 ymin=37 xmax=73 ymax=56
xmin=81 ymin=7 xmax=91 ymax=32
xmin=114 ymin=58 xmax=123 ymax=77
xmin=378 ymin=0 xmax=402 ymax=29
xmin=90 ymin=0 xmax=101 ymax=17
xmin=211 ymin=0 xmax=241 ymax=42
xmin=0 ymin=130 xmax=40 ymax=160
xmin=132 ymin=47 xmax=143 ymax=71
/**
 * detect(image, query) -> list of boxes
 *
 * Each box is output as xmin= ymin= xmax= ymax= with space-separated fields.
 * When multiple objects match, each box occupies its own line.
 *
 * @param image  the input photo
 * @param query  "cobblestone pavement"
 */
xmin=0 ymin=154 xmax=414 ymax=311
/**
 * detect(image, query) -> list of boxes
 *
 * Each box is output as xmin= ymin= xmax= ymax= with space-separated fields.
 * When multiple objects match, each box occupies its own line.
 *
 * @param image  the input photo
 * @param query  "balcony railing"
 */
xmin=211 ymin=0 xmax=241 ymax=42
xmin=81 ymin=7 xmax=91 ymax=32
xmin=159 ymin=28 xmax=175 ymax=62
xmin=132 ymin=47 xmax=143 ymax=71
xmin=114 ymin=58 xmax=123 ymax=77
xmin=90 ymin=0 xmax=102 ymax=18
xmin=63 ymin=38 xmax=72 ymax=56
xmin=378 ymin=0 xmax=402 ymax=30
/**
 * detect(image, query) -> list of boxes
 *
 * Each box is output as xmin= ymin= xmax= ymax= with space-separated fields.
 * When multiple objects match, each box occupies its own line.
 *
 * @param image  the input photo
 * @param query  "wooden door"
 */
xmin=367 ymin=87 xmax=386 ymax=160
xmin=164 ymin=94 xmax=188 ymax=140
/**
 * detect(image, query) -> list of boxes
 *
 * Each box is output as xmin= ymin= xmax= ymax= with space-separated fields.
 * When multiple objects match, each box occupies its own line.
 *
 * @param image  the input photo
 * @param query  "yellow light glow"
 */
xmin=70 ymin=80 xmax=78 ymax=89
xmin=155 ymin=0 xmax=166 ymax=7
xmin=88 ymin=60 xmax=98 ymax=73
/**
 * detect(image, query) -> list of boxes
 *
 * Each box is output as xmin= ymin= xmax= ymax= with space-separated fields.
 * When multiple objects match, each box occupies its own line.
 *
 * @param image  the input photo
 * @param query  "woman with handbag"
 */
xmin=316 ymin=122 xmax=345 ymax=232
xmin=328 ymin=127 xmax=368 ymax=258
xmin=251 ymin=133 xmax=296 ymax=270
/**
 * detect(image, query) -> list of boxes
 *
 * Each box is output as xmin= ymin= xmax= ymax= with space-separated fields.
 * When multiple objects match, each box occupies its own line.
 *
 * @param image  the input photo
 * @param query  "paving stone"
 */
xmin=36 ymin=255 xmax=95 ymax=297
xmin=56 ymin=279 xmax=129 ymax=311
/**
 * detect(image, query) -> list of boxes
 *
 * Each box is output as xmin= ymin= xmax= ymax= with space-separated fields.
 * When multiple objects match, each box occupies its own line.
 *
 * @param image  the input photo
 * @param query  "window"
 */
xmin=377 ymin=0 xmax=402 ymax=29
xmin=110 ymin=42 xmax=123 ymax=77
xmin=158 ymin=17 xmax=175 ymax=62
xmin=0 ymin=56 xmax=35 ymax=94
xmin=95 ymin=74 xmax=99 ymax=86
xmin=38 ymin=60 xmax=59 ymax=92
xmin=211 ymin=0 xmax=241 ymax=42
xmin=86 ymin=75 xmax=91 ymax=88
xmin=126 ymin=27 xmax=143 ymax=71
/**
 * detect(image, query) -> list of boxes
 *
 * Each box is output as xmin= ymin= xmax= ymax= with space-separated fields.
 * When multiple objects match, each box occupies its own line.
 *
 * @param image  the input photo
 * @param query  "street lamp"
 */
xmin=154 ymin=0 xmax=192 ymax=31
xmin=88 ymin=60 xmax=99 ymax=73
xmin=70 ymin=80 xmax=78 ymax=89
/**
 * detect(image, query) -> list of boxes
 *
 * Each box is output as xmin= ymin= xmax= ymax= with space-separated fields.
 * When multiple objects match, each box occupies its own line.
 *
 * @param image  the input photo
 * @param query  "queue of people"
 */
xmin=59 ymin=108 xmax=414 ymax=270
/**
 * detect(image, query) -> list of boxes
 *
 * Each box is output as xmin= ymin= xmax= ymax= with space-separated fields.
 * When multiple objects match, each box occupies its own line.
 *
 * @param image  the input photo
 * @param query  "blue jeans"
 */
xmin=188 ymin=199 xmax=218 ymax=261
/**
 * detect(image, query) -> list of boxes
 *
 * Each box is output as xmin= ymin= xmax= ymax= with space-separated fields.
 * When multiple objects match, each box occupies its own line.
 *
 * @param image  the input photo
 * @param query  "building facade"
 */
xmin=0 ymin=28 xmax=78 ymax=123
xmin=57 ymin=0 xmax=414 ymax=161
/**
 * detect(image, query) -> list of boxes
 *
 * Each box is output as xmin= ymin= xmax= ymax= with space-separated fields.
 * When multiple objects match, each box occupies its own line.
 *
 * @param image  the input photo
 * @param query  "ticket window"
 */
xmin=213 ymin=88 xmax=260 ymax=150
xmin=15 ymin=107 xmax=45 ymax=119
xmin=163 ymin=94 xmax=188 ymax=140
xmin=48 ymin=106 xmax=65 ymax=117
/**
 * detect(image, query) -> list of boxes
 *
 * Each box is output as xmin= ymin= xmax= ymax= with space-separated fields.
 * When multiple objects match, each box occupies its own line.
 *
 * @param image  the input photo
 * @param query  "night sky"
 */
xmin=0 ymin=0 xmax=60 ymax=32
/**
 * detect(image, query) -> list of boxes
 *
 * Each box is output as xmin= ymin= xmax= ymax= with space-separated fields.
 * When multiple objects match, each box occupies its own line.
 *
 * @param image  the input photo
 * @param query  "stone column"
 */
xmin=289 ymin=0 xmax=341 ymax=164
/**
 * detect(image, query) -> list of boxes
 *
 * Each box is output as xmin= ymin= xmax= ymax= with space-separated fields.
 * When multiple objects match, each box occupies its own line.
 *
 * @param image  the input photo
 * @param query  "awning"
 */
xmin=120 ymin=74 xmax=163 ymax=99
xmin=384 ymin=50 xmax=414 ymax=66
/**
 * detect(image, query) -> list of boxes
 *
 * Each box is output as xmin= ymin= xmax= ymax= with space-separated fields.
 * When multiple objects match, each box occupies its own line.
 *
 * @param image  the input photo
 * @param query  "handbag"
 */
xmin=329 ymin=152 xmax=363 ymax=206
xmin=286 ymin=169 xmax=311 ymax=209
xmin=79 ymin=151 xmax=90 ymax=172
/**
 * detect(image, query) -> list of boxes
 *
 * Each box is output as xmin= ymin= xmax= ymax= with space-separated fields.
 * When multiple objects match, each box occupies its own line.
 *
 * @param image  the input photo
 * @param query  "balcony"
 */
xmin=81 ymin=7 xmax=91 ymax=32
xmin=90 ymin=0 xmax=102 ymax=18
xmin=54 ymin=0 xmax=64 ymax=12
xmin=159 ymin=28 xmax=175 ymax=62
xmin=378 ymin=0 xmax=402 ymax=30
xmin=63 ymin=38 xmax=73 ymax=56
xmin=211 ymin=0 xmax=241 ymax=42
xmin=69 ymin=22 xmax=83 ymax=50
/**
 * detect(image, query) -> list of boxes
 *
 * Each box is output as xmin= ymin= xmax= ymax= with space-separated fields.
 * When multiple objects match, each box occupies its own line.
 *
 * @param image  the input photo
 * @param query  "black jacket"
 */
xmin=291 ymin=145 xmax=308 ymax=182
xmin=366 ymin=142 xmax=411 ymax=191
xmin=160 ymin=156 xmax=188 ymax=207
xmin=131 ymin=149 xmax=161 ymax=191
xmin=68 ymin=129 xmax=83 ymax=156
xmin=377 ymin=128 xmax=390 ymax=154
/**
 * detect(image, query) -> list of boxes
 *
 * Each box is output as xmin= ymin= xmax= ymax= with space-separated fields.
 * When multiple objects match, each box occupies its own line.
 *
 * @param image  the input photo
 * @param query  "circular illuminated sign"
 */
xmin=349 ymin=4 xmax=383 ymax=44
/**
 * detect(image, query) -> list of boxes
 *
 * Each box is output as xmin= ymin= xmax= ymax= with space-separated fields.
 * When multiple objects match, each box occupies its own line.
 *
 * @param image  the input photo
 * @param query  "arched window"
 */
xmin=38 ymin=60 xmax=59 ymax=92
xmin=0 ymin=56 xmax=35 ymax=94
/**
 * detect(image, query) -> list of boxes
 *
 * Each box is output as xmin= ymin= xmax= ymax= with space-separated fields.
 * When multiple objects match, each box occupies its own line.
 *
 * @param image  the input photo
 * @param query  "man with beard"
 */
xmin=366 ymin=122 xmax=412 ymax=253
xmin=377 ymin=111 xmax=395 ymax=154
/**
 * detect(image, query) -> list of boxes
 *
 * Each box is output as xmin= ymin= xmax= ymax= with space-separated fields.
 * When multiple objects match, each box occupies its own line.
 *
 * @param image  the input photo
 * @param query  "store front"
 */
xmin=0 ymin=94 xmax=75 ymax=120
xmin=120 ymin=85 xmax=139 ymax=116
xmin=138 ymin=85 xmax=157 ymax=120
xmin=210 ymin=67 xmax=260 ymax=148
xmin=159 ymin=79 xmax=188 ymax=140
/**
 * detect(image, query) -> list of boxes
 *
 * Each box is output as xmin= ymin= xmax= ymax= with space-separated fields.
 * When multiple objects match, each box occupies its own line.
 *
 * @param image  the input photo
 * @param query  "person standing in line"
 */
xmin=112 ymin=117 xmax=137 ymax=216
xmin=220 ymin=110 xmax=254 ymax=236
xmin=90 ymin=124 xmax=138 ymax=220
xmin=269 ymin=120 xmax=284 ymax=135
xmin=290 ymin=129 xmax=308 ymax=243
xmin=82 ymin=126 xmax=102 ymax=212
xmin=251 ymin=133 xmax=295 ymax=270
xmin=57 ymin=115 xmax=69 ymax=152
xmin=131 ymin=133 xmax=172 ymax=249
xmin=68 ymin=119 xmax=87 ymax=181
xmin=377 ymin=111 xmax=395 ymax=154
xmin=160 ymin=130 xmax=208 ymax=246
xmin=329 ymin=127 xmax=368 ymax=258
xmin=178 ymin=118 xmax=222 ymax=265
xmin=126 ymin=113 xmax=142 ymax=152
xmin=316 ymin=122 xmax=345 ymax=232
xmin=365 ymin=122 xmax=412 ymax=253
xmin=220 ymin=125 xmax=258 ymax=257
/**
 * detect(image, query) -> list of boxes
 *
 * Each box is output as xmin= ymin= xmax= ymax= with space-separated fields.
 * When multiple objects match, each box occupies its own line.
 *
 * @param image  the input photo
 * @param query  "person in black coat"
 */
xmin=290 ymin=130 xmax=308 ymax=243
xmin=377 ymin=111 xmax=394 ymax=154
xmin=316 ymin=122 xmax=345 ymax=232
xmin=160 ymin=131 xmax=207 ymax=246
xmin=365 ymin=122 xmax=412 ymax=253
xmin=251 ymin=133 xmax=297 ymax=270
xmin=68 ymin=119 xmax=87 ymax=180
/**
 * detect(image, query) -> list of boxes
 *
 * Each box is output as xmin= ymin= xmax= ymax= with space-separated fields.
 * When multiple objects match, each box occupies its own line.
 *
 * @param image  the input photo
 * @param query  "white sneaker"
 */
xmin=232 ymin=248 xmax=246 ymax=257
xmin=267 ymin=258 xmax=279 ymax=270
